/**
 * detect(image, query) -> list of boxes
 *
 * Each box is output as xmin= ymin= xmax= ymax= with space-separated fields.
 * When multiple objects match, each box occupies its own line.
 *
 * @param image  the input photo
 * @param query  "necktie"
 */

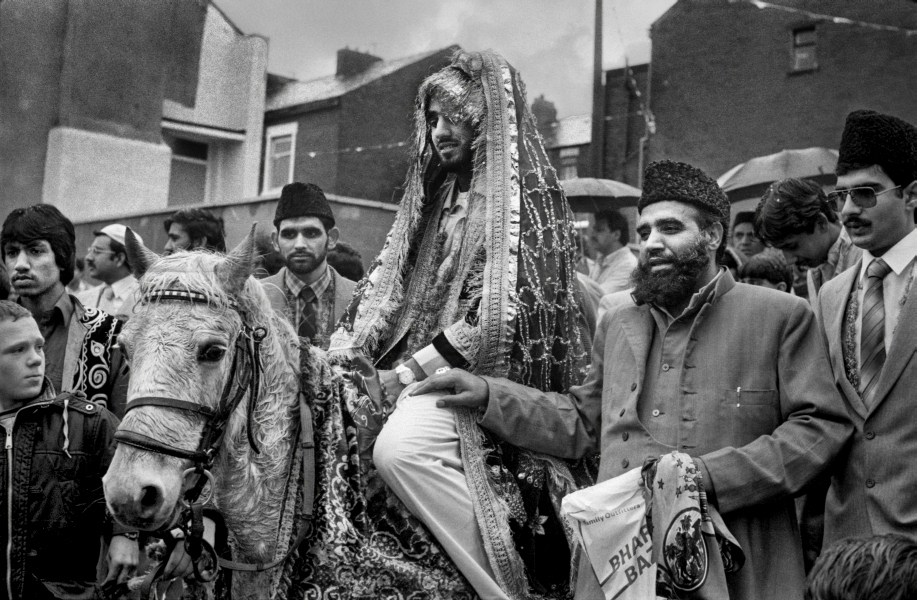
xmin=298 ymin=287 xmax=318 ymax=341
xmin=860 ymin=258 xmax=892 ymax=405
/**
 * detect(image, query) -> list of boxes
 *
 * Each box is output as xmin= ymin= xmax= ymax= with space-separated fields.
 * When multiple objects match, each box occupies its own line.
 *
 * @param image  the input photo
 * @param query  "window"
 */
xmin=166 ymin=136 xmax=208 ymax=206
xmin=559 ymin=147 xmax=580 ymax=180
xmin=263 ymin=122 xmax=298 ymax=194
xmin=792 ymin=26 xmax=817 ymax=72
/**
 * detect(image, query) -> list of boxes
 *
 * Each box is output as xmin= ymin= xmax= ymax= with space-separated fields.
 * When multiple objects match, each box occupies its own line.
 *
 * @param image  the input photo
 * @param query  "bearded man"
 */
xmin=411 ymin=160 xmax=852 ymax=600
xmin=263 ymin=182 xmax=356 ymax=350
xmin=329 ymin=50 xmax=592 ymax=599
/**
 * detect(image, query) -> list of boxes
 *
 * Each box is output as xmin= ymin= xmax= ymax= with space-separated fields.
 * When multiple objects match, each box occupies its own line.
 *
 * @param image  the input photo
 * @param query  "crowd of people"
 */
xmin=1 ymin=47 xmax=916 ymax=600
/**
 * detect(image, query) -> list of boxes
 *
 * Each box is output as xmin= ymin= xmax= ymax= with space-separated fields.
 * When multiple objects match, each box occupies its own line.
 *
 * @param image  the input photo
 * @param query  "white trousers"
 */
xmin=374 ymin=391 xmax=510 ymax=600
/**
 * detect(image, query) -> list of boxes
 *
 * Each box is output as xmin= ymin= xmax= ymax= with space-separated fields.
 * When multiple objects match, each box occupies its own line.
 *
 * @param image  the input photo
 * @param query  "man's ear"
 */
xmin=705 ymin=222 xmax=725 ymax=252
xmin=327 ymin=227 xmax=340 ymax=251
xmin=192 ymin=236 xmax=208 ymax=251
xmin=271 ymin=230 xmax=280 ymax=253
xmin=814 ymin=212 xmax=829 ymax=233
xmin=903 ymin=179 xmax=917 ymax=211
xmin=776 ymin=281 xmax=788 ymax=292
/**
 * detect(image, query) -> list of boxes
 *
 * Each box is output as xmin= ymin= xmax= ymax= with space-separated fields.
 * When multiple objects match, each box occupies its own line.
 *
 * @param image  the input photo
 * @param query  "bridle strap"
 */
xmin=122 ymin=397 xmax=218 ymax=418
xmin=114 ymin=430 xmax=210 ymax=464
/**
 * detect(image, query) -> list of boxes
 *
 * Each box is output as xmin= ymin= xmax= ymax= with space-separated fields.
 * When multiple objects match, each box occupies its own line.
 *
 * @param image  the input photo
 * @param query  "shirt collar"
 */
xmin=17 ymin=288 xmax=74 ymax=329
xmin=861 ymin=227 xmax=917 ymax=278
xmin=56 ymin=291 xmax=74 ymax=328
xmin=285 ymin=265 xmax=332 ymax=297
xmin=597 ymin=246 xmax=632 ymax=268
xmin=109 ymin=275 xmax=137 ymax=299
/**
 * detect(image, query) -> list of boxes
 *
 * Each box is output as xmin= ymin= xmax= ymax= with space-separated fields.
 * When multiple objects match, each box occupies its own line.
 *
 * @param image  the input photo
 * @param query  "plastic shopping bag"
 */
xmin=561 ymin=467 xmax=656 ymax=600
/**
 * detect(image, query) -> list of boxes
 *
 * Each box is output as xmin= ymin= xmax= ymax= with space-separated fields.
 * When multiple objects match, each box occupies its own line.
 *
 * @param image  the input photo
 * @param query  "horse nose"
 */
xmin=139 ymin=483 xmax=165 ymax=518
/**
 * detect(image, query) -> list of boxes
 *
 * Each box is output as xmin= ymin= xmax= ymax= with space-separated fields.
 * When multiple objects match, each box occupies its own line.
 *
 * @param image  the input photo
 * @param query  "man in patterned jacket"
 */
xmin=2 ymin=205 xmax=128 ymax=417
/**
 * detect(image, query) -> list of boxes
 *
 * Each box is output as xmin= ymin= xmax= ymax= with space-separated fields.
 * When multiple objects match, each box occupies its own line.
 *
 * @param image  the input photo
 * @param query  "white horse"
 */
xmin=103 ymin=229 xmax=474 ymax=600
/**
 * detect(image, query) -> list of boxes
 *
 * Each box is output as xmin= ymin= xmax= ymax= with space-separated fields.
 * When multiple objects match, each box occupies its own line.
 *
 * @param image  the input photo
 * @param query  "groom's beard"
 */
xmin=630 ymin=236 xmax=711 ymax=309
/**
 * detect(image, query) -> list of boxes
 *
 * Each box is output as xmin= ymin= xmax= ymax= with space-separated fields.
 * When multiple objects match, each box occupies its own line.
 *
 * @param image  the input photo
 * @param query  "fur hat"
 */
xmin=639 ymin=160 xmax=730 ymax=227
xmin=274 ymin=182 xmax=335 ymax=229
xmin=732 ymin=211 xmax=756 ymax=229
xmin=837 ymin=109 xmax=917 ymax=186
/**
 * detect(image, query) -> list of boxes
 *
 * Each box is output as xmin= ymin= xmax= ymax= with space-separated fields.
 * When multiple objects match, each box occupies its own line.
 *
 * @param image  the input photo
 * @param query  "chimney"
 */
xmin=336 ymin=47 xmax=382 ymax=78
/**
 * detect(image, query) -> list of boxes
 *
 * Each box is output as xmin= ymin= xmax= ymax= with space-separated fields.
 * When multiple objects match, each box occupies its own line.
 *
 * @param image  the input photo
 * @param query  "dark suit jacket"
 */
xmin=815 ymin=259 xmax=917 ymax=545
xmin=480 ymin=273 xmax=852 ymax=600
xmin=261 ymin=266 xmax=357 ymax=345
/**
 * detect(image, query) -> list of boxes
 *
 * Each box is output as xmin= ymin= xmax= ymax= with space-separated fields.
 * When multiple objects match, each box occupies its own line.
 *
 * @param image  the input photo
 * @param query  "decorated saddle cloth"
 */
xmin=642 ymin=453 xmax=744 ymax=600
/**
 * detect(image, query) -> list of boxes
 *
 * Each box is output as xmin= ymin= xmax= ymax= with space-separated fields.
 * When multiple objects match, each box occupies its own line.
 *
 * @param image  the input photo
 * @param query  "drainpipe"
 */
xmin=637 ymin=56 xmax=654 ymax=188
xmin=590 ymin=0 xmax=606 ymax=178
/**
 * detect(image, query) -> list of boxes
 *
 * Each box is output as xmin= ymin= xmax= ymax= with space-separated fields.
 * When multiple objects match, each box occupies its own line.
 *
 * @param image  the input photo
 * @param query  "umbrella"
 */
xmin=717 ymin=147 xmax=839 ymax=202
xmin=560 ymin=177 xmax=642 ymax=213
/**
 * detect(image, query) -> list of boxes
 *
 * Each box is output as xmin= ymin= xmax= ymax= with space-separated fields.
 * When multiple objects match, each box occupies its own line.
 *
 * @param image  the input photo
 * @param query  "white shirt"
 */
xmin=856 ymin=227 xmax=917 ymax=367
xmin=79 ymin=275 xmax=139 ymax=318
xmin=589 ymin=246 xmax=638 ymax=295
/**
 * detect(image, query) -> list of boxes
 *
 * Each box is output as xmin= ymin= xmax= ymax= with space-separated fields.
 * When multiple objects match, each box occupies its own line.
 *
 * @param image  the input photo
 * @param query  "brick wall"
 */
xmin=641 ymin=0 xmax=917 ymax=182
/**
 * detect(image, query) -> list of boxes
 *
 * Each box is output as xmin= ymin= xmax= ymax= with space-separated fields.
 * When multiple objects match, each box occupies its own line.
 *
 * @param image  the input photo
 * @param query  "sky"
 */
xmin=217 ymin=0 xmax=678 ymax=119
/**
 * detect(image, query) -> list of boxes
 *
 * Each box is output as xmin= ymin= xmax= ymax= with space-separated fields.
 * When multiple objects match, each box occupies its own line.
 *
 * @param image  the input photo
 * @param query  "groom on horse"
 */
xmin=329 ymin=50 xmax=594 ymax=599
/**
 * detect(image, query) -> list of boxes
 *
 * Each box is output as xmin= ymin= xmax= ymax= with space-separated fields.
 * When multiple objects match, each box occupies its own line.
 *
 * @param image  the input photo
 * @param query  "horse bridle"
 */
xmin=113 ymin=289 xmax=314 ymax=595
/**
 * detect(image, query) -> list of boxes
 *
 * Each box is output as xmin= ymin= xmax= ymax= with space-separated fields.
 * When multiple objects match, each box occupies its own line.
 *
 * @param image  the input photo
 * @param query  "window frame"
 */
xmin=263 ymin=122 xmax=298 ymax=195
xmin=790 ymin=25 xmax=818 ymax=74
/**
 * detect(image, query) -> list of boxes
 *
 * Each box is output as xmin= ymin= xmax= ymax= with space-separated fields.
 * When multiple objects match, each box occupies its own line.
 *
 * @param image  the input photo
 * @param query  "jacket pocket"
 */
xmin=719 ymin=388 xmax=780 ymax=446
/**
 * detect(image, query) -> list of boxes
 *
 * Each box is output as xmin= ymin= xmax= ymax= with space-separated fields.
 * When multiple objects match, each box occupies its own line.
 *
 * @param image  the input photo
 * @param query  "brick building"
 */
xmin=1 ymin=1 xmax=267 ymax=220
xmin=601 ymin=0 xmax=917 ymax=190
xmin=263 ymin=46 xmax=459 ymax=204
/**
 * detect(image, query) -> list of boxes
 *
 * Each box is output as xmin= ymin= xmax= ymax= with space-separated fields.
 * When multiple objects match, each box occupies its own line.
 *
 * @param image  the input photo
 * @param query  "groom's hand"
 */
xmin=410 ymin=369 xmax=489 ymax=409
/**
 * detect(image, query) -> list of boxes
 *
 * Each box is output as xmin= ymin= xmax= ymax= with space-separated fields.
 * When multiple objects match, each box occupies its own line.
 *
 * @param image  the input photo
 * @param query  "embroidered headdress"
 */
xmin=329 ymin=50 xmax=588 ymax=392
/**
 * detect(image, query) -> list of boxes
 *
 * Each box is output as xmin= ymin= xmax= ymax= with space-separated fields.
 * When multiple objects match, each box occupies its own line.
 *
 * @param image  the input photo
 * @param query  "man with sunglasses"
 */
xmin=814 ymin=109 xmax=917 ymax=551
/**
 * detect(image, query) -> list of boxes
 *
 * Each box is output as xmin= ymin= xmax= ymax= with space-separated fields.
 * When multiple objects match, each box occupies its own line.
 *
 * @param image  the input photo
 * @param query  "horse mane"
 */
xmin=137 ymin=251 xmax=302 ymax=510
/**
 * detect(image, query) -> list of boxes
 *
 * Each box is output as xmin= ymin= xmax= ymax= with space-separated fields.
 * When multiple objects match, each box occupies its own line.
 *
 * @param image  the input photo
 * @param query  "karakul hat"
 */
xmin=274 ymin=182 xmax=335 ymax=228
xmin=638 ymin=160 xmax=730 ymax=228
xmin=837 ymin=109 xmax=917 ymax=186
xmin=732 ymin=211 xmax=756 ymax=228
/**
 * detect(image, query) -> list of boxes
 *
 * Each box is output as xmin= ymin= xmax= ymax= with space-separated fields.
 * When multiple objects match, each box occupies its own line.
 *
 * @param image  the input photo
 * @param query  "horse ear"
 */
xmin=220 ymin=224 xmax=256 ymax=295
xmin=124 ymin=227 xmax=159 ymax=279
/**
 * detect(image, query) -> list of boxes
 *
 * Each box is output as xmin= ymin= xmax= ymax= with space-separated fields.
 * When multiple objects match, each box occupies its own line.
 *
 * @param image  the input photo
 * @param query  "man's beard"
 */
xmin=285 ymin=246 xmax=328 ymax=277
xmin=630 ymin=236 xmax=711 ymax=309
xmin=436 ymin=145 xmax=472 ymax=173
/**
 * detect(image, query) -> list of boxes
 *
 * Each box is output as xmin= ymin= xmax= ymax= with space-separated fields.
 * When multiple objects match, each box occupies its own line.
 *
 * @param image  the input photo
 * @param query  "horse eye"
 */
xmin=199 ymin=345 xmax=226 ymax=362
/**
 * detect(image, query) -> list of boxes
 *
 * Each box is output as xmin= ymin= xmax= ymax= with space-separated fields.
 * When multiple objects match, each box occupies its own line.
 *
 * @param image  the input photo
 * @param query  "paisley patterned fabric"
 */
xmin=279 ymin=346 xmax=478 ymax=600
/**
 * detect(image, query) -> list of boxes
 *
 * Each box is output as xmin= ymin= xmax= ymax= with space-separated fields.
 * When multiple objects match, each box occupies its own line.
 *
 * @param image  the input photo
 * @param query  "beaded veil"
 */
xmin=329 ymin=50 xmax=588 ymax=393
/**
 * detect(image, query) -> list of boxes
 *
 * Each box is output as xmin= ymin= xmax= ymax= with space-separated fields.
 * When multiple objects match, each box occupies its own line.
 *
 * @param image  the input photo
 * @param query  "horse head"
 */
xmin=103 ymin=226 xmax=300 ymax=536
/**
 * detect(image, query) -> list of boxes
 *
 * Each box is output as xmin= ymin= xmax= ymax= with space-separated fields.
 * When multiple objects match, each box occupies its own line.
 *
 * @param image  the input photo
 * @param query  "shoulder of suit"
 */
xmin=599 ymin=289 xmax=637 ymax=314
xmin=332 ymin=268 xmax=358 ymax=296
xmin=731 ymin=281 xmax=809 ymax=309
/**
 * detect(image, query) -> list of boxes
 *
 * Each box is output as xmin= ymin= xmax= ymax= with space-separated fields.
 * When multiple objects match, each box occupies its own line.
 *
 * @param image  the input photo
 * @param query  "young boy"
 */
xmin=739 ymin=252 xmax=795 ymax=292
xmin=0 ymin=301 xmax=137 ymax=599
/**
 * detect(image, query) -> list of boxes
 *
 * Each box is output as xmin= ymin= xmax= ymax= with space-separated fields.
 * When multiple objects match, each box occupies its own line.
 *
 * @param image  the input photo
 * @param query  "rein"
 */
xmin=113 ymin=289 xmax=315 ymax=597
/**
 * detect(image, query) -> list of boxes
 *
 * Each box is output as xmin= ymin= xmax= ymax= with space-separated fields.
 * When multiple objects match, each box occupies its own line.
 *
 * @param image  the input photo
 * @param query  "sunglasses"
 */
xmin=827 ymin=186 xmax=900 ymax=211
